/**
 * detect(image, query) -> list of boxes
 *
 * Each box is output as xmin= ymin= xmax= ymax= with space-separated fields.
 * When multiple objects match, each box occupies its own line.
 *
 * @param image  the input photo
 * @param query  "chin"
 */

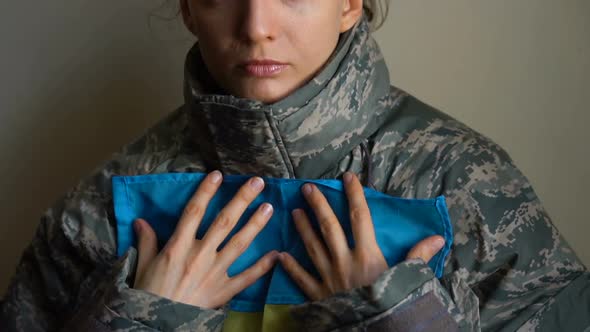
xmin=237 ymin=82 xmax=292 ymax=104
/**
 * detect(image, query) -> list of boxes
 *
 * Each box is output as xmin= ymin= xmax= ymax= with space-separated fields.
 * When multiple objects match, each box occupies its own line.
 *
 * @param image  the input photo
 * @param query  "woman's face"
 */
xmin=180 ymin=0 xmax=363 ymax=103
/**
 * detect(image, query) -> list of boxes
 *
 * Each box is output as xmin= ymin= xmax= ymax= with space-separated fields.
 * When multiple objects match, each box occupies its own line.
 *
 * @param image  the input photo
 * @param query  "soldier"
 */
xmin=2 ymin=0 xmax=589 ymax=331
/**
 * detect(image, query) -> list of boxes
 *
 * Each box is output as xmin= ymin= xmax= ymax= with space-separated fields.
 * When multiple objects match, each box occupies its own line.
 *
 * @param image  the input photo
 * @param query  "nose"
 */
xmin=239 ymin=0 xmax=278 ymax=43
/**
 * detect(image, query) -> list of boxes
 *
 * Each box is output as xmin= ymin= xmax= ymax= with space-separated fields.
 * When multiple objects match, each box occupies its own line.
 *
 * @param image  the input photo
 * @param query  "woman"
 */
xmin=2 ymin=0 xmax=588 ymax=331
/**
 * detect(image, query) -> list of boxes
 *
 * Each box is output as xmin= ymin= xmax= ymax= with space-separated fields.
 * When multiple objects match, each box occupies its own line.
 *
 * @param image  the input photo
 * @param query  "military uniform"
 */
xmin=2 ymin=16 xmax=588 ymax=331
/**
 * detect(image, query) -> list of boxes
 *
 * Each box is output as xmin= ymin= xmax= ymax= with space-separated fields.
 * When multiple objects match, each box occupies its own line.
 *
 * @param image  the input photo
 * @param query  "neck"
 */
xmin=182 ymin=16 xmax=400 ymax=179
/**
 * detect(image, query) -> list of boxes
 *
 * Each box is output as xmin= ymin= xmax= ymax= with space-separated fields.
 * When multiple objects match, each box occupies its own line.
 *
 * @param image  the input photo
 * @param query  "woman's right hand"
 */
xmin=132 ymin=171 xmax=278 ymax=309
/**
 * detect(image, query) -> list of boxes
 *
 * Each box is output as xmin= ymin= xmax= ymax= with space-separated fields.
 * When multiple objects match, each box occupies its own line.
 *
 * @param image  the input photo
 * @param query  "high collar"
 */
xmin=183 ymin=17 xmax=399 ymax=179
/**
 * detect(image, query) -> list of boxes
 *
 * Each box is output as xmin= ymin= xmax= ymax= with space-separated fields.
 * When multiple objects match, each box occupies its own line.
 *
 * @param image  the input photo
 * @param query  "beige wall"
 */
xmin=374 ymin=0 xmax=590 ymax=267
xmin=1 ymin=1 xmax=588 ymax=295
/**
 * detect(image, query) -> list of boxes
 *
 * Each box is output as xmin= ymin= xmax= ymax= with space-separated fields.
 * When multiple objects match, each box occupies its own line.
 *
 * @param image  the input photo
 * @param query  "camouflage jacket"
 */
xmin=2 ymin=17 xmax=589 ymax=332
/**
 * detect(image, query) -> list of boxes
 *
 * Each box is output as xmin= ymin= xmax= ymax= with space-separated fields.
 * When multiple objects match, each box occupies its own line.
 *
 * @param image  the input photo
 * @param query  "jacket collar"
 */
xmin=183 ymin=17 xmax=398 ymax=179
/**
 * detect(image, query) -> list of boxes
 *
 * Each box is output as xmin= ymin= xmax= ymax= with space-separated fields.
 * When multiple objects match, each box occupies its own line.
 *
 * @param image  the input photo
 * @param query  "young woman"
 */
xmin=2 ymin=1 xmax=588 ymax=331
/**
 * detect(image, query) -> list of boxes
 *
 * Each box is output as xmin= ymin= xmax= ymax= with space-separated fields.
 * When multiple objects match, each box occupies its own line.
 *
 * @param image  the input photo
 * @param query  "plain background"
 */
xmin=0 ymin=0 xmax=588 ymax=295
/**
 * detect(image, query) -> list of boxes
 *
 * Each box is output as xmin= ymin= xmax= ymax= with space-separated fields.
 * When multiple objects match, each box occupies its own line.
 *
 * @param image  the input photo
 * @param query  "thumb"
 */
xmin=406 ymin=235 xmax=445 ymax=263
xmin=133 ymin=218 xmax=158 ymax=285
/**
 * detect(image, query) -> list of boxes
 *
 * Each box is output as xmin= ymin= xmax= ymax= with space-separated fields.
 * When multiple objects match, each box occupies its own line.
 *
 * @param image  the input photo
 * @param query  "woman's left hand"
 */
xmin=278 ymin=172 xmax=445 ymax=301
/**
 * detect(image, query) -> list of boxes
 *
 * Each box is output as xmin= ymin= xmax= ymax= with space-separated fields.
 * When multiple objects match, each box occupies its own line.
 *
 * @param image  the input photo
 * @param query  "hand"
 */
xmin=132 ymin=171 xmax=279 ymax=309
xmin=278 ymin=172 xmax=445 ymax=301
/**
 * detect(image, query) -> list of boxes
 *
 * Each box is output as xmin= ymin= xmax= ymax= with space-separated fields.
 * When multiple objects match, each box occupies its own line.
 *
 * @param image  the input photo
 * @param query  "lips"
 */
xmin=240 ymin=59 xmax=288 ymax=77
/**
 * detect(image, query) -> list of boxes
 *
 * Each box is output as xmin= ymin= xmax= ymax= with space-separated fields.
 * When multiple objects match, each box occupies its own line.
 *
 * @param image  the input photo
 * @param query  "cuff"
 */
xmin=101 ymin=249 xmax=227 ymax=331
xmin=289 ymin=259 xmax=440 ymax=331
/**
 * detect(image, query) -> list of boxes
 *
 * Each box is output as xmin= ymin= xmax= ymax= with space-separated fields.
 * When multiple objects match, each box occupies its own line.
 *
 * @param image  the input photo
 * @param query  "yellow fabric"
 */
xmin=222 ymin=305 xmax=299 ymax=332
xmin=261 ymin=304 xmax=299 ymax=332
xmin=221 ymin=311 xmax=262 ymax=332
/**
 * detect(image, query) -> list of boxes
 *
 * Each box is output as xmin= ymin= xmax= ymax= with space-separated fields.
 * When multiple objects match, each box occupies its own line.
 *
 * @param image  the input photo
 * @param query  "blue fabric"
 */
xmin=112 ymin=173 xmax=453 ymax=312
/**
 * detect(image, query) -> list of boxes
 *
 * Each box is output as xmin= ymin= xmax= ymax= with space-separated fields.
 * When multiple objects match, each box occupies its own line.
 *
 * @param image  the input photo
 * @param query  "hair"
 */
xmin=364 ymin=0 xmax=391 ymax=31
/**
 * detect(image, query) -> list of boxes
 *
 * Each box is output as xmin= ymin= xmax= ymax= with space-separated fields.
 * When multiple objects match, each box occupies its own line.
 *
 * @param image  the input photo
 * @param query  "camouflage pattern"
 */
xmin=2 ymin=15 xmax=589 ymax=332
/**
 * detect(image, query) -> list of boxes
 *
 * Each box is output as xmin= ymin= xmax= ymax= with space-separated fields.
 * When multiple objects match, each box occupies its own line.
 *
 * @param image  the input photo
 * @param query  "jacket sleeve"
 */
xmin=289 ymin=133 xmax=590 ymax=332
xmin=0 ymin=113 xmax=228 ymax=332
xmin=59 ymin=247 xmax=227 ymax=332
xmin=290 ymin=259 xmax=477 ymax=332
xmin=0 ymin=178 xmax=226 ymax=332
xmin=438 ymin=135 xmax=589 ymax=331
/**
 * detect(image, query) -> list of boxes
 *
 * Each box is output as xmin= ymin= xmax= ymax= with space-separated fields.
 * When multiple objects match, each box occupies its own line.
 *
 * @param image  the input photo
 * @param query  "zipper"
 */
xmin=265 ymin=109 xmax=296 ymax=179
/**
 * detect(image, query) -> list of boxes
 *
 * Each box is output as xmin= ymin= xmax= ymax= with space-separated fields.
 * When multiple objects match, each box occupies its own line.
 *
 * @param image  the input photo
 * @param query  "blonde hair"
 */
xmin=364 ymin=0 xmax=391 ymax=31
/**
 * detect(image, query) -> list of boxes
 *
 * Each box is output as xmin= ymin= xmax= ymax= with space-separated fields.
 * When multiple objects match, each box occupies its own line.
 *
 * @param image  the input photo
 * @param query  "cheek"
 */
xmin=292 ymin=26 xmax=340 ymax=73
xmin=193 ymin=17 xmax=233 ymax=60
xmin=195 ymin=34 xmax=234 ymax=75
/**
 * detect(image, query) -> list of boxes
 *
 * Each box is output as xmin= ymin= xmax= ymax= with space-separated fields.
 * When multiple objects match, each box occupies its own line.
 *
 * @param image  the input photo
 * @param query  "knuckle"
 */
xmin=184 ymin=260 xmax=197 ymax=277
xmin=263 ymin=255 xmax=275 ymax=269
xmin=201 ymin=181 xmax=218 ymax=195
xmin=408 ymin=247 xmax=425 ymax=261
xmin=234 ymin=193 xmax=249 ymax=206
xmin=350 ymin=207 xmax=368 ymax=222
xmin=253 ymin=258 xmax=265 ymax=270
xmin=306 ymin=243 xmax=322 ymax=260
xmin=293 ymin=272 xmax=306 ymax=286
xmin=162 ymin=247 xmax=177 ymax=265
xmin=245 ymin=269 xmax=259 ymax=284
xmin=354 ymin=248 xmax=369 ymax=262
xmin=319 ymin=219 xmax=337 ymax=237
xmin=239 ymin=187 xmax=257 ymax=202
xmin=242 ymin=267 xmax=261 ymax=284
xmin=191 ymin=201 xmax=203 ymax=215
xmin=282 ymin=255 xmax=295 ymax=269
xmin=183 ymin=201 xmax=203 ymax=218
xmin=228 ymin=237 xmax=248 ymax=253
xmin=310 ymin=193 xmax=324 ymax=206
xmin=215 ymin=213 xmax=233 ymax=229
xmin=248 ymin=264 xmax=264 ymax=283
xmin=255 ymin=262 xmax=266 ymax=275
xmin=249 ymin=215 xmax=266 ymax=229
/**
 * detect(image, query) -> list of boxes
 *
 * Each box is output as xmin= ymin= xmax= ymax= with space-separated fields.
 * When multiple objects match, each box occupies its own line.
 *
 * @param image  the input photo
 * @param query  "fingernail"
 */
xmin=291 ymin=209 xmax=303 ymax=219
xmin=261 ymin=203 xmax=273 ymax=216
xmin=343 ymin=172 xmax=353 ymax=184
xmin=250 ymin=177 xmax=264 ymax=191
xmin=432 ymin=237 xmax=445 ymax=250
xmin=210 ymin=170 xmax=222 ymax=184
xmin=302 ymin=183 xmax=313 ymax=195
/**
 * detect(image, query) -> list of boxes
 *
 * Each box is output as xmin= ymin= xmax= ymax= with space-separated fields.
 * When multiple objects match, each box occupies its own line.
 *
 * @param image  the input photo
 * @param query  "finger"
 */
xmin=168 ymin=171 xmax=223 ymax=251
xmin=226 ymin=250 xmax=279 ymax=297
xmin=406 ymin=235 xmax=446 ymax=263
xmin=133 ymin=219 xmax=158 ymax=285
xmin=215 ymin=203 xmax=274 ymax=271
xmin=278 ymin=252 xmax=325 ymax=301
xmin=301 ymin=183 xmax=350 ymax=263
xmin=292 ymin=209 xmax=333 ymax=283
xmin=343 ymin=172 xmax=378 ymax=249
xmin=202 ymin=177 xmax=265 ymax=250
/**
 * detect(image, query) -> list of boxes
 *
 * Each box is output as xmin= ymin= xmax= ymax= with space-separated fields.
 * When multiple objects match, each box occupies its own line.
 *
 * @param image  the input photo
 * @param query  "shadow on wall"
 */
xmin=0 ymin=2 xmax=191 ymax=294
xmin=0 ymin=58 xmax=168 ymax=294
